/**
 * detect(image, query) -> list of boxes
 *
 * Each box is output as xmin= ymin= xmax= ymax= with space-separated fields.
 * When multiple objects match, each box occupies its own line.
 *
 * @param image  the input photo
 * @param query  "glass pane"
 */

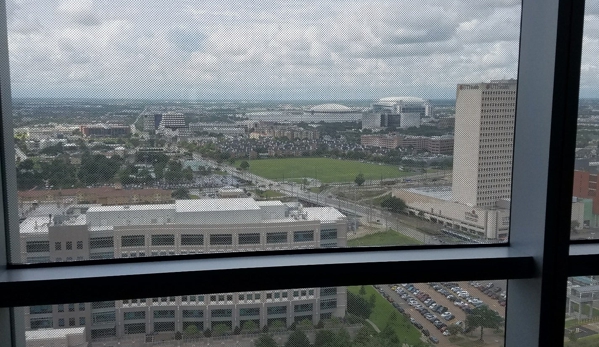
xmin=9 ymin=0 xmax=521 ymax=263
xmin=21 ymin=281 xmax=506 ymax=346
xmin=573 ymin=0 xmax=599 ymax=241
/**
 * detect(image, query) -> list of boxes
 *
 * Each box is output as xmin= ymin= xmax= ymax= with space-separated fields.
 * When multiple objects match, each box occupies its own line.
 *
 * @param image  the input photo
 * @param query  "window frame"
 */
xmin=0 ymin=1 xmax=591 ymax=347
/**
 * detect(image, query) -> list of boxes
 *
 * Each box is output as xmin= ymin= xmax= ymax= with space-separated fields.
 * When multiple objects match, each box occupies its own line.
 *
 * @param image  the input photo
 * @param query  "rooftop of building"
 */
xmin=404 ymin=186 xmax=453 ymax=201
xmin=303 ymin=207 xmax=347 ymax=222
xmin=25 ymin=327 xmax=86 ymax=341
xmin=175 ymin=198 xmax=262 ymax=213
xmin=88 ymin=203 xmax=174 ymax=213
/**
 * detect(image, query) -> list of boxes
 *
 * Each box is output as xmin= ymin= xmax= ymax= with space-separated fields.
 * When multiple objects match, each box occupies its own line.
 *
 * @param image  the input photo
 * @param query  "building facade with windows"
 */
xmin=451 ymin=79 xmax=517 ymax=208
xmin=21 ymin=198 xmax=348 ymax=342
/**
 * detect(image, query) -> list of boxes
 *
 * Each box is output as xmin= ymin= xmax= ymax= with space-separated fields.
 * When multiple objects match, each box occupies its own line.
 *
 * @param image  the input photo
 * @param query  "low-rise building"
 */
xmin=393 ymin=187 xmax=510 ymax=240
xmin=22 ymin=198 xmax=348 ymax=343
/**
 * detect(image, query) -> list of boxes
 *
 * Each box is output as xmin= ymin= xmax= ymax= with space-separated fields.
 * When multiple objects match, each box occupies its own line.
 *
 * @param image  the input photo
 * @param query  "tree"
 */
xmin=359 ymin=285 xmax=366 ymax=295
xmin=354 ymin=173 xmax=365 ymax=186
xmin=337 ymin=328 xmax=351 ymax=347
xmin=242 ymin=320 xmax=259 ymax=332
xmin=465 ymin=305 xmax=503 ymax=341
xmin=314 ymin=330 xmax=336 ymax=347
xmin=174 ymin=331 xmax=182 ymax=340
xmin=172 ymin=188 xmax=190 ymax=199
xmin=204 ymin=328 xmax=212 ymax=337
xmin=183 ymin=324 xmax=200 ymax=337
xmin=240 ymin=160 xmax=250 ymax=170
xmin=284 ymin=330 xmax=310 ymax=347
xmin=568 ymin=329 xmax=579 ymax=343
xmin=347 ymin=292 xmax=373 ymax=319
xmin=270 ymin=319 xmax=286 ymax=331
xmin=369 ymin=293 xmax=377 ymax=308
xmin=213 ymin=323 xmax=231 ymax=336
xmin=380 ymin=196 xmax=407 ymax=213
xmin=254 ymin=334 xmax=278 ymax=347
xmin=447 ymin=324 xmax=462 ymax=336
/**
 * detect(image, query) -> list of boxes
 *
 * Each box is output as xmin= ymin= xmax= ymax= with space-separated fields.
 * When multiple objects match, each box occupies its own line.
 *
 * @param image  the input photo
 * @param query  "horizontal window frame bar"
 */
xmin=0 ymin=247 xmax=533 ymax=307
xmin=568 ymin=244 xmax=599 ymax=276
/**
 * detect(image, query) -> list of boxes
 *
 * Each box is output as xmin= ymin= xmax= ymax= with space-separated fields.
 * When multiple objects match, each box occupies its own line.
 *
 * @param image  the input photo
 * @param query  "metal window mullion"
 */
xmin=507 ymin=0 xmax=585 ymax=346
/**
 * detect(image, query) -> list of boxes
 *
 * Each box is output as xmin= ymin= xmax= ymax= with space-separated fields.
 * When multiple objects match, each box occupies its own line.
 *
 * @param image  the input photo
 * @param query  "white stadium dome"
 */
xmin=309 ymin=103 xmax=353 ymax=113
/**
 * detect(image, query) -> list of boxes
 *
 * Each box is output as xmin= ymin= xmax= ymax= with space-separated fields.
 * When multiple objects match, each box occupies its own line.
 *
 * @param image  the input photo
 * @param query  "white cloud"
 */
xmin=6 ymin=0 xmax=530 ymax=99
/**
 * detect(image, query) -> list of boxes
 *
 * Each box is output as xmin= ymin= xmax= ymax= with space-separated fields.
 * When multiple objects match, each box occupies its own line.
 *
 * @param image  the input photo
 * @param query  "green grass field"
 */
xmin=348 ymin=285 xmax=423 ymax=346
xmin=348 ymin=230 xmax=423 ymax=247
xmin=237 ymin=158 xmax=414 ymax=183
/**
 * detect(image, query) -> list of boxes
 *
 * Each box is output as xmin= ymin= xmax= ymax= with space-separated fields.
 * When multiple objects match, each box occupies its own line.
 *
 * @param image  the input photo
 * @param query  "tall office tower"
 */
xmin=451 ymin=79 xmax=517 ymax=207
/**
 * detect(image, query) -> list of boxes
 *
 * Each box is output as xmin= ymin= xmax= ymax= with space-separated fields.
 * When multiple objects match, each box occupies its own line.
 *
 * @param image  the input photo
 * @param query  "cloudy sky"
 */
xmin=5 ymin=0 xmax=594 ymax=100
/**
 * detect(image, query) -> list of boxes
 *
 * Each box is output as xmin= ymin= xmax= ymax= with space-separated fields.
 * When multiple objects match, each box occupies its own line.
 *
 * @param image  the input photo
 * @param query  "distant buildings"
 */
xmin=189 ymin=122 xmax=247 ymax=136
xmin=362 ymin=97 xmax=432 ymax=130
xmin=18 ymin=187 xmax=173 ymax=206
xmin=361 ymin=134 xmax=454 ymax=154
xmin=143 ymin=112 xmax=187 ymax=132
xmin=80 ymin=124 xmax=131 ymax=137
xmin=251 ymin=123 xmax=320 ymax=140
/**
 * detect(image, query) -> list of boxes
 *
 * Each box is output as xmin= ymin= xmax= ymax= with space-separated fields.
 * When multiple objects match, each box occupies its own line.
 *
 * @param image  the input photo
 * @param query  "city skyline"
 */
xmin=5 ymin=0 xmax=525 ymax=100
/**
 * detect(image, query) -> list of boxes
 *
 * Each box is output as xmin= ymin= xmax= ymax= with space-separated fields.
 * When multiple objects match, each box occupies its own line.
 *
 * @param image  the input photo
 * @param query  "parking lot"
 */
xmin=378 ymin=280 xmax=507 ymax=346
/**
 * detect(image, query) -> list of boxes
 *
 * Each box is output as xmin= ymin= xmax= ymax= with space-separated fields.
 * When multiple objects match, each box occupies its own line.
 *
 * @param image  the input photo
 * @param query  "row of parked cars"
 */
xmin=392 ymin=283 xmax=459 ymax=344
xmin=470 ymin=281 xmax=507 ymax=306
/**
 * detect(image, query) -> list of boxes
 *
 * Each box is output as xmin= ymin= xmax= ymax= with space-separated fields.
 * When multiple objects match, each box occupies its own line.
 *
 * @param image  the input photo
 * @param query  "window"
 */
xmin=239 ymin=233 xmax=261 ymax=245
xmin=124 ymin=311 xmax=145 ymax=320
xmin=294 ymin=303 xmax=313 ymax=313
xmin=211 ymin=309 xmax=232 ymax=318
xmin=66 ymin=241 xmax=72 ymax=250
xmin=239 ymin=308 xmax=260 ymax=316
xmin=210 ymin=234 xmax=232 ymax=246
xmin=69 ymin=317 xmax=75 ymax=326
xmin=79 ymin=303 xmax=85 ymax=311
xmin=151 ymin=234 xmax=174 ymax=246
xmin=153 ymin=310 xmax=175 ymax=318
xmin=294 ymin=231 xmax=314 ymax=242
xmin=58 ymin=318 xmax=64 ymax=327
xmin=54 ymin=242 xmax=61 ymax=251
xmin=267 ymin=232 xmax=287 ymax=244
xmin=25 ymin=241 xmax=49 ymax=253
xmin=76 ymin=241 xmax=83 ymax=250
xmin=92 ymin=312 xmax=116 ymax=324
xmin=0 ymin=1 xmax=594 ymax=347
xmin=267 ymin=306 xmax=287 ymax=315
xmin=121 ymin=235 xmax=145 ymax=247
xmin=90 ymin=237 xmax=114 ymax=249
xmin=68 ymin=303 xmax=74 ymax=312
xmin=181 ymin=234 xmax=204 ymax=246
xmin=29 ymin=305 xmax=52 ymax=314
xmin=79 ymin=317 xmax=86 ymax=326
xmin=182 ymin=310 xmax=203 ymax=318
xmin=124 ymin=323 xmax=145 ymax=334
xmin=320 ymin=229 xmax=337 ymax=240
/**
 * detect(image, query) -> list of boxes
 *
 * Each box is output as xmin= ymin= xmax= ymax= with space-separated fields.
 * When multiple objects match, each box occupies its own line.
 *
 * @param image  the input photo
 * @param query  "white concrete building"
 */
xmin=22 ymin=199 xmax=348 ymax=343
xmin=451 ymin=79 xmax=517 ymax=207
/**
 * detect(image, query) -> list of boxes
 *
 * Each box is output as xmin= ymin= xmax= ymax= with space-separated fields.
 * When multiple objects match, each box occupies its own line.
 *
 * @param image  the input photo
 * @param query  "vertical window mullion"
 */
xmin=507 ymin=0 xmax=585 ymax=347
